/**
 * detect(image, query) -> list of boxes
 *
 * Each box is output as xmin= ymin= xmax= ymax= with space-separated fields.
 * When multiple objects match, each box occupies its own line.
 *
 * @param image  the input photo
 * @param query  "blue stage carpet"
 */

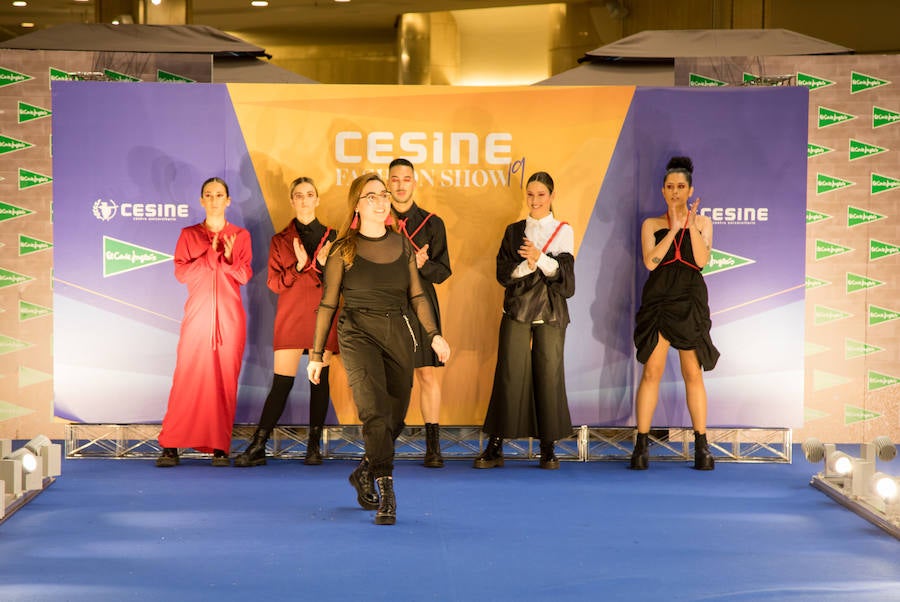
xmin=1 ymin=451 xmax=899 ymax=601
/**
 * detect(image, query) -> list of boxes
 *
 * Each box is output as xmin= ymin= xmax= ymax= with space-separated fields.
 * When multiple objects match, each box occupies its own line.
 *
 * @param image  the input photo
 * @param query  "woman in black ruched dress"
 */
xmin=630 ymin=156 xmax=719 ymax=471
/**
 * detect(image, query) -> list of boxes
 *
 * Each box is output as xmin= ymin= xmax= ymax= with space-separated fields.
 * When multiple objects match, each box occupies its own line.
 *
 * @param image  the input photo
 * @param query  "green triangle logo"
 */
xmin=814 ymin=304 xmax=852 ymax=325
xmin=0 ymin=399 xmax=34 ymax=420
xmin=846 ymin=271 xmax=883 ymax=293
xmin=103 ymin=69 xmax=140 ymax=82
xmin=0 ymin=66 xmax=33 ymax=88
xmin=804 ymin=341 xmax=829 ymax=356
xmin=0 ymin=267 xmax=34 ymax=289
xmin=847 ymin=205 xmax=886 ymax=227
xmin=0 ymin=201 xmax=34 ymax=223
xmin=869 ymin=304 xmax=900 ymax=326
xmin=0 ymin=134 xmax=33 ymax=155
xmin=103 ymin=236 xmax=173 ymax=277
xmin=849 ymin=139 xmax=888 ymax=160
xmin=18 ymin=168 xmax=52 ymax=190
xmin=851 ymin=70 xmax=890 ymax=94
xmin=804 ymin=407 xmax=829 ymax=422
xmin=873 ymin=106 xmax=900 ymax=128
xmin=742 ymin=72 xmax=756 ymax=83
xmin=18 ymin=234 xmax=52 ymax=256
xmin=17 ymin=101 xmax=51 ymax=124
xmin=818 ymin=106 xmax=856 ymax=128
xmin=798 ymin=72 xmax=835 ymax=91
xmin=867 ymin=371 xmax=900 ymax=392
xmin=845 ymin=338 xmax=883 ymax=359
xmin=816 ymin=172 xmax=854 ymax=194
xmin=806 ymin=209 xmax=831 ymax=224
xmin=18 ymin=365 xmax=51 ymax=387
xmin=807 ymin=143 xmax=833 ymax=158
xmin=18 ymin=300 xmax=51 ymax=322
xmin=805 ymin=275 xmax=830 ymax=290
xmin=813 ymin=369 xmax=851 ymax=391
xmin=689 ymin=73 xmax=727 ymax=87
xmin=869 ymin=238 xmax=900 ymax=261
xmin=701 ymin=249 xmax=755 ymax=275
xmin=49 ymin=67 xmax=83 ymax=82
xmin=0 ymin=334 xmax=32 ymax=355
xmin=870 ymin=172 xmax=900 ymax=195
xmin=815 ymin=239 xmax=853 ymax=261
xmin=157 ymin=69 xmax=195 ymax=83
xmin=845 ymin=403 xmax=882 ymax=423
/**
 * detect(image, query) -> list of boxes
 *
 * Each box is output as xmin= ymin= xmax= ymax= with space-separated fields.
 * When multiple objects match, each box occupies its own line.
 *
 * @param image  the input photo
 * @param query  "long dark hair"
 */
xmin=332 ymin=172 xmax=386 ymax=269
xmin=664 ymin=156 xmax=693 ymax=186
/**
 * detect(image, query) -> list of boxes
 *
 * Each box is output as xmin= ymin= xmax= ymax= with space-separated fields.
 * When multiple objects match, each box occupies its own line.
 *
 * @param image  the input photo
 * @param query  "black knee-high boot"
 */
xmin=234 ymin=374 xmax=294 ymax=467
xmin=305 ymin=366 xmax=329 ymax=465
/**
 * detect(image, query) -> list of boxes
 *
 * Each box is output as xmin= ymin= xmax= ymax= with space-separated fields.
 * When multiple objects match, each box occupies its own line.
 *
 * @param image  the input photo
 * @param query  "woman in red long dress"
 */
xmin=156 ymin=177 xmax=253 ymax=467
xmin=233 ymin=176 xmax=339 ymax=467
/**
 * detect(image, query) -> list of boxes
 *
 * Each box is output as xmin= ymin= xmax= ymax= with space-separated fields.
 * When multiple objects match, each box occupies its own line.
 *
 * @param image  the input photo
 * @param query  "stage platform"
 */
xmin=65 ymin=425 xmax=792 ymax=463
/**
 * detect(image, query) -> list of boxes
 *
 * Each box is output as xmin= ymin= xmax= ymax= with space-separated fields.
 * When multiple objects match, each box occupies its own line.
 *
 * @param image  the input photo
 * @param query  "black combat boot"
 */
xmin=424 ymin=423 xmax=444 ymax=468
xmin=374 ymin=476 xmax=396 ymax=525
xmin=539 ymin=440 xmax=560 ymax=469
xmin=629 ymin=432 xmax=650 ymax=470
xmin=304 ymin=426 xmax=323 ymax=465
xmin=693 ymin=431 xmax=715 ymax=470
xmin=348 ymin=457 xmax=379 ymax=510
xmin=233 ymin=428 xmax=269 ymax=467
xmin=473 ymin=435 xmax=504 ymax=469
xmin=155 ymin=447 xmax=179 ymax=468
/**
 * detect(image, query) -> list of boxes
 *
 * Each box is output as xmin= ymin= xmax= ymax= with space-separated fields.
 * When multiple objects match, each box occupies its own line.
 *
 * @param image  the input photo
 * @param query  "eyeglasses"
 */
xmin=359 ymin=191 xmax=393 ymax=205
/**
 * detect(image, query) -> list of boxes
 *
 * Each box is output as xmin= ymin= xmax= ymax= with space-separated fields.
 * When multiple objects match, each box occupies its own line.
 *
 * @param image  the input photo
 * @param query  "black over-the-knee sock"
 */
xmin=308 ymin=365 xmax=330 ymax=428
xmin=258 ymin=374 xmax=295 ymax=431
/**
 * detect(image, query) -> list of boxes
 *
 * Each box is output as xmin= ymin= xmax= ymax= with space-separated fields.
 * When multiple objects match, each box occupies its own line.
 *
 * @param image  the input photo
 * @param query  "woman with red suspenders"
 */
xmin=630 ymin=156 xmax=719 ymax=471
xmin=233 ymin=176 xmax=339 ymax=467
xmin=474 ymin=171 xmax=575 ymax=470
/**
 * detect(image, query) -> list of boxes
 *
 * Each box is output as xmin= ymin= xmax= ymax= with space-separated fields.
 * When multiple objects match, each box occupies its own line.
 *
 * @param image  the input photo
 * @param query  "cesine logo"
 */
xmin=93 ymin=198 xmax=118 ymax=221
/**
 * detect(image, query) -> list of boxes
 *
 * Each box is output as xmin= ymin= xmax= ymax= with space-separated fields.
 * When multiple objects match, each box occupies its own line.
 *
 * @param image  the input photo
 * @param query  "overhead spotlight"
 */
xmin=8 ymin=448 xmax=37 ymax=474
xmin=872 ymin=472 xmax=899 ymax=502
xmin=827 ymin=450 xmax=853 ymax=476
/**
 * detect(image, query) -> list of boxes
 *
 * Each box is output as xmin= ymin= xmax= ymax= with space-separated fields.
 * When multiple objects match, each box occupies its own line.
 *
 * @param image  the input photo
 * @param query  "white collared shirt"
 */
xmin=511 ymin=212 xmax=574 ymax=279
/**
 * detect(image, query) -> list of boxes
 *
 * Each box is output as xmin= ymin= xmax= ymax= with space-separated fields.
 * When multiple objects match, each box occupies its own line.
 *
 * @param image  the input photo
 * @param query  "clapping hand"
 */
xmin=293 ymin=237 xmax=308 ymax=270
xmin=317 ymin=240 xmax=333 ymax=266
xmin=416 ymin=244 xmax=429 ymax=269
xmin=518 ymin=237 xmax=540 ymax=270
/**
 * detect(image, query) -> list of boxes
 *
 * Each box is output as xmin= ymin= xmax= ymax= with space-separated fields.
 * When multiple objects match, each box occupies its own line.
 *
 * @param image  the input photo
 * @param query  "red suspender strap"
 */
xmin=305 ymin=227 xmax=332 ymax=278
xmin=541 ymin=221 xmax=569 ymax=254
xmin=399 ymin=213 xmax=433 ymax=252
xmin=660 ymin=214 xmax=700 ymax=270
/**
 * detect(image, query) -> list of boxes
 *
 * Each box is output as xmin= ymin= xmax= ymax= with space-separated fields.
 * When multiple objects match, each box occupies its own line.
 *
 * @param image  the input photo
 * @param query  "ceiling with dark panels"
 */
xmin=0 ymin=0 xmax=571 ymax=41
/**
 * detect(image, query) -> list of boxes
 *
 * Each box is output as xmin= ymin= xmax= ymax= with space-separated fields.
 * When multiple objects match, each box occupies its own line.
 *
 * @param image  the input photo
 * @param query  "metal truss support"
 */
xmin=66 ymin=424 xmax=791 ymax=463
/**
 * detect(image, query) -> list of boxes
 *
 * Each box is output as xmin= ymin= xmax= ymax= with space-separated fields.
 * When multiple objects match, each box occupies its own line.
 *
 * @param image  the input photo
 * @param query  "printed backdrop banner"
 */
xmin=51 ymin=82 xmax=807 ymax=428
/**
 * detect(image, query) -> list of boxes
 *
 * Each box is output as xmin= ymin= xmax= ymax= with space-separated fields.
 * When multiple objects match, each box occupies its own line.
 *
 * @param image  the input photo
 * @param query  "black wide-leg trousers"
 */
xmin=338 ymin=309 xmax=415 ymax=479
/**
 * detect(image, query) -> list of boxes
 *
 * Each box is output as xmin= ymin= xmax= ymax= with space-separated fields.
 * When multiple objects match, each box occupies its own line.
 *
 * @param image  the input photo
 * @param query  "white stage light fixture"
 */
xmin=801 ymin=438 xmax=825 ymax=463
xmin=872 ymin=472 xmax=899 ymax=502
xmin=8 ymin=448 xmax=37 ymax=474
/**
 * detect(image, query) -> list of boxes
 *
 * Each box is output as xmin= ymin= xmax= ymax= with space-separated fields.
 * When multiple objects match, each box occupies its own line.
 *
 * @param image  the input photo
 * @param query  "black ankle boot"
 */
xmin=349 ymin=458 xmax=379 ymax=510
xmin=539 ymin=440 xmax=560 ymax=469
xmin=629 ymin=432 xmax=649 ymax=470
xmin=233 ymin=428 xmax=269 ymax=467
xmin=423 ymin=423 xmax=444 ymax=468
xmin=693 ymin=431 xmax=715 ymax=470
xmin=473 ymin=435 xmax=504 ymax=469
xmin=304 ymin=426 xmax=323 ymax=465
xmin=375 ymin=476 xmax=396 ymax=525
xmin=155 ymin=447 xmax=179 ymax=468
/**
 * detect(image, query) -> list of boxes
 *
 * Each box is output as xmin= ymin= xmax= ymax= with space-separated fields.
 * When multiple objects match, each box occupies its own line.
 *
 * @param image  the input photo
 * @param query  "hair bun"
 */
xmin=666 ymin=156 xmax=693 ymax=173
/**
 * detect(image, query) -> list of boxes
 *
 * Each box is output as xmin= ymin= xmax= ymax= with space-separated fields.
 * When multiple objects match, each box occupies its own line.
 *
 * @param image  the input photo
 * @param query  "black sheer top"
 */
xmin=311 ymin=231 xmax=440 ymax=360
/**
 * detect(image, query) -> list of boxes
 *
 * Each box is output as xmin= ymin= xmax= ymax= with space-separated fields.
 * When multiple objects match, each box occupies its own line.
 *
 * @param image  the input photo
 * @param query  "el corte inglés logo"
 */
xmin=103 ymin=69 xmax=140 ymax=82
xmin=846 ymin=272 xmax=883 ymax=293
xmin=18 ymin=235 xmax=52 ymax=256
xmin=815 ymin=239 xmax=852 ymax=260
xmin=0 ymin=334 xmax=31 ymax=355
xmin=688 ymin=73 xmax=726 ymax=87
xmin=157 ymin=70 xmax=195 ymax=83
xmin=49 ymin=67 xmax=83 ymax=81
xmin=850 ymin=71 xmax=890 ymax=94
xmin=849 ymin=139 xmax=887 ymax=161
xmin=847 ymin=206 xmax=885 ymax=227
xmin=814 ymin=305 xmax=851 ymax=325
xmin=870 ymin=173 xmax=900 ymax=195
xmin=700 ymin=249 xmax=755 ymax=276
xmin=805 ymin=276 xmax=830 ymax=290
xmin=869 ymin=239 xmax=900 ymax=260
xmin=103 ymin=236 xmax=174 ymax=277
xmin=807 ymin=143 xmax=833 ymax=158
xmin=797 ymin=72 xmax=834 ymax=91
xmin=845 ymin=338 xmax=882 ymax=359
xmin=0 ymin=134 xmax=33 ymax=155
xmin=18 ymin=101 xmax=51 ymax=124
xmin=19 ymin=300 xmax=51 ymax=322
xmin=18 ymin=168 xmax=51 ymax=190
xmin=817 ymin=106 xmax=855 ymax=128
xmin=844 ymin=403 xmax=882 ymax=423
xmin=873 ymin=106 xmax=900 ymax=128
xmin=0 ymin=66 xmax=32 ymax=87
xmin=866 ymin=372 xmax=900 ymax=393
xmin=0 ymin=267 xmax=34 ymax=289
xmin=868 ymin=304 xmax=900 ymax=326
xmin=816 ymin=173 xmax=854 ymax=194
xmin=0 ymin=201 xmax=33 ymax=223
xmin=806 ymin=209 xmax=831 ymax=224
